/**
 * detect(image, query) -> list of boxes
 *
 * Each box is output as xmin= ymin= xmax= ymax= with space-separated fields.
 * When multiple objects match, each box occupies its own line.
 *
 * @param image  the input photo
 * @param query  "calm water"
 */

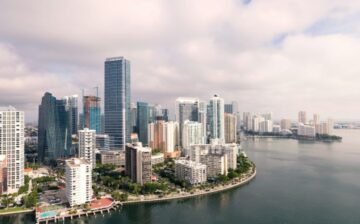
xmin=3 ymin=129 xmax=360 ymax=224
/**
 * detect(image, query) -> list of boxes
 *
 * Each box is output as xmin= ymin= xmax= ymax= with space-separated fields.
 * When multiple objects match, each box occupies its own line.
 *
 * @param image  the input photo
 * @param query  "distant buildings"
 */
xmin=65 ymin=158 xmax=92 ymax=207
xmin=208 ymin=95 xmax=225 ymax=142
xmin=148 ymin=120 xmax=179 ymax=155
xmin=259 ymin=120 xmax=273 ymax=133
xmin=224 ymin=101 xmax=238 ymax=114
xmin=224 ymin=113 xmax=237 ymax=143
xmin=182 ymin=120 xmax=203 ymax=153
xmin=38 ymin=92 xmax=72 ymax=162
xmin=78 ymin=128 xmax=96 ymax=168
xmin=175 ymin=160 xmax=207 ymax=185
xmin=0 ymin=106 xmax=24 ymax=194
xmin=298 ymin=123 xmax=316 ymax=137
xmin=298 ymin=111 xmax=307 ymax=124
xmin=104 ymin=57 xmax=131 ymax=150
xmin=175 ymin=97 xmax=199 ymax=147
xmin=280 ymin=119 xmax=291 ymax=130
xmin=125 ymin=142 xmax=152 ymax=185
xmin=63 ymin=95 xmax=79 ymax=135
xmin=82 ymin=95 xmax=101 ymax=134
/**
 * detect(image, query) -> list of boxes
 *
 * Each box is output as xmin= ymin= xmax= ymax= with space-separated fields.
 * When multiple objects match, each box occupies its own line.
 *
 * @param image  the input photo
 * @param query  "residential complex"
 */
xmin=98 ymin=150 xmax=125 ymax=166
xmin=224 ymin=113 xmax=237 ymax=143
xmin=208 ymin=95 xmax=225 ymax=142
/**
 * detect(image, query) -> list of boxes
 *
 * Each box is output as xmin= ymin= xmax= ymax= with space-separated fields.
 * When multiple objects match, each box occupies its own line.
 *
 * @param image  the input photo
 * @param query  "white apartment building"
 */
xmin=298 ymin=111 xmax=307 ymax=124
xmin=65 ymin=158 xmax=92 ymax=207
xmin=175 ymin=160 xmax=207 ymax=185
xmin=163 ymin=121 xmax=179 ymax=153
xmin=0 ymin=106 xmax=24 ymax=194
xmin=208 ymin=95 xmax=225 ymax=142
xmin=298 ymin=123 xmax=316 ymax=137
xmin=202 ymin=153 xmax=227 ymax=177
xmin=78 ymin=128 xmax=96 ymax=168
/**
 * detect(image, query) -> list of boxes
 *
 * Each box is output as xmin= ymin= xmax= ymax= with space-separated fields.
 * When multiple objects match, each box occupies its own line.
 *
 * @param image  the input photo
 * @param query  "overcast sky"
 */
xmin=1 ymin=0 xmax=360 ymax=122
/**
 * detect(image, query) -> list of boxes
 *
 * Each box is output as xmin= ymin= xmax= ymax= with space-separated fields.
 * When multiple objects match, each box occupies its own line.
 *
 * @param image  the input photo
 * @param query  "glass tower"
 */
xmin=104 ymin=57 xmax=131 ymax=150
xmin=38 ymin=92 xmax=72 ymax=163
xmin=136 ymin=102 xmax=149 ymax=145
xmin=82 ymin=95 xmax=101 ymax=133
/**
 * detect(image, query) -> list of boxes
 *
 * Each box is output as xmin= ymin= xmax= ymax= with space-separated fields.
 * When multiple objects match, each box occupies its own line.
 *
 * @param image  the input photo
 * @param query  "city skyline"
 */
xmin=1 ymin=1 xmax=360 ymax=121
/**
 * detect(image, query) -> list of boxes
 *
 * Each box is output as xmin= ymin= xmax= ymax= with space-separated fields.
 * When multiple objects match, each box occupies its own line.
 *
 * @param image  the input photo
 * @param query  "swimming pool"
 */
xmin=40 ymin=211 xmax=57 ymax=219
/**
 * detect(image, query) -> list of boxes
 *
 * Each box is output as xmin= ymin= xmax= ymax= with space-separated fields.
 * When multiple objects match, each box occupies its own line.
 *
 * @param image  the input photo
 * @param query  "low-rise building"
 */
xmin=298 ymin=123 xmax=316 ymax=137
xmin=151 ymin=153 xmax=164 ymax=166
xmin=175 ymin=160 xmax=207 ymax=185
xmin=99 ymin=150 xmax=125 ymax=166
xmin=0 ymin=155 xmax=7 ymax=195
xmin=65 ymin=158 xmax=92 ymax=207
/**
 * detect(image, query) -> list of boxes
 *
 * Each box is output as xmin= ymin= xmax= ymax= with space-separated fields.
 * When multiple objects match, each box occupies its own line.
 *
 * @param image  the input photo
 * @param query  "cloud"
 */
xmin=0 ymin=0 xmax=360 ymax=121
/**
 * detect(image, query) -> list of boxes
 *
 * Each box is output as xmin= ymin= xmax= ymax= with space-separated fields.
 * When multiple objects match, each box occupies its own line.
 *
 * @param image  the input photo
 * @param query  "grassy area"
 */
xmin=0 ymin=207 xmax=33 ymax=215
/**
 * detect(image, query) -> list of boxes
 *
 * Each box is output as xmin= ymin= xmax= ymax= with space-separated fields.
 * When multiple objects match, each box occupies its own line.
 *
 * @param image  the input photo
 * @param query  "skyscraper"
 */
xmin=175 ymin=97 xmax=199 ymax=146
xmin=136 ymin=102 xmax=149 ymax=145
xmin=198 ymin=101 xmax=207 ymax=144
xmin=0 ymin=106 xmax=24 ymax=194
xmin=208 ymin=95 xmax=225 ymax=141
xmin=182 ymin=120 xmax=203 ymax=154
xmin=82 ymin=95 xmax=101 ymax=133
xmin=38 ymin=92 xmax=72 ymax=163
xmin=148 ymin=120 xmax=179 ymax=154
xmin=104 ymin=57 xmax=131 ymax=150
xmin=63 ymin=95 xmax=78 ymax=135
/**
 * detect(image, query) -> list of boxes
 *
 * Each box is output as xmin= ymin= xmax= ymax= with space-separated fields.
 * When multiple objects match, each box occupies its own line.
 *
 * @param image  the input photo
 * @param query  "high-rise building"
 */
xmin=0 ymin=155 xmax=6 ymax=195
xmin=131 ymin=103 xmax=137 ymax=132
xmin=38 ymin=92 xmax=72 ymax=162
xmin=298 ymin=111 xmax=307 ymax=124
xmin=313 ymin=114 xmax=320 ymax=126
xmin=224 ymin=113 xmax=237 ymax=143
xmin=161 ymin=109 xmax=169 ymax=122
xmin=63 ymin=95 xmax=78 ymax=135
xmin=182 ymin=120 xmax=203 ymax=154
xmin=148 ymin=121 xmax=179 ymax=154
xmin=175 ymin=97 xmax=199 ymax=146
xmin=65 ymin=158 xmax=92 ymax=207
xmin=78 ymin=128 xmax=96 ymax=168
xmin=82 ymin=95 xmax=101 ymax=134
xmin=0 ymin=106 xmax=24 ymax=194
xmin=243 ymin=112 xmax=253 ymax=131
xmin=208 ymin=95 xmax=225 ymax=141
xmin=104 ymin=57 xmax=131 ymax=150
xmin=136 ymin=102 xmax=149 ymax=145
xmin=251 ymin=115 xmax=265 ymax=132
xmin=125 ymin=142 xmax=152 ymax=185
xmin=280 ymin=119 xmax=291 ymax=130
xmin=175 ymin=160 xmax=207 ymax=185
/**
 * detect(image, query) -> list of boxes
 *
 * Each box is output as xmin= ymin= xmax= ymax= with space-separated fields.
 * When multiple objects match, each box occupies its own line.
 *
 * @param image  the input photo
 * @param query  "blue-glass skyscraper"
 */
xmin=136 ymin=102 xmax=149 ymax=145
xmin=104 ymin=57 xmax=131 ymax=150
xmin=38 ymin=92 xmax=72 ymax=163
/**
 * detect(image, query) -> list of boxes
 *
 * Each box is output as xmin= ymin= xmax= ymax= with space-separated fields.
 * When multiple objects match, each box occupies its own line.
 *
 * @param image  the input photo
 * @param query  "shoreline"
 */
xmin=0 ymin=208 xmax=34 ymax=216
xmin=123 ymin=165 xmax=257 ymax=205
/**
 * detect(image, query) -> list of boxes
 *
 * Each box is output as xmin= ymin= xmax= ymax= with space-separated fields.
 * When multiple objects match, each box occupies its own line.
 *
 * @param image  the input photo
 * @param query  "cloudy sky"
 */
xmin=1 ymin=0 xmax=360 ymax=122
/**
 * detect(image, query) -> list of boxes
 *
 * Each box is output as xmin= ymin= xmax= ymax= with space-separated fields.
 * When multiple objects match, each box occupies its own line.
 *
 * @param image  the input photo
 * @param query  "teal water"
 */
xmin=2 ymin=129 xmax=360 ymax=224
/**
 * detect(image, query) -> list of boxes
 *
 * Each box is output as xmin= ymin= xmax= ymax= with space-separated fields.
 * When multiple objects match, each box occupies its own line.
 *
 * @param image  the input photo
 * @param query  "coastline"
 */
xmin=123 ymin=165 xmax=257 ymax=205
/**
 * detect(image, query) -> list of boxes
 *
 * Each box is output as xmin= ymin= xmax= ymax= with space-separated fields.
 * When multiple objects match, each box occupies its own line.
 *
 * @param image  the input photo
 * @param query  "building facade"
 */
xmin=63 ymin=95 xmax=79 ymax=135
xmin=78 ymin=128 xmax=96 ymax=168
xmin=136 ymin=102 xmax=149 ymax=145
xmin=99 ymin=150 xmax=125 ymax=166
xmin=96 ymin=134 xmax=110 ymax=150
xmin=182 ymin=120 xmax=203 ymax=154
xmin=0 ymin=106 xmax=24 ymax=194
xmin=280 ymin=119 xmax=291 ymax=130
xmin=298 ymin=111 xmax=307 ymax=124
xmin=104 ymin=57 xmax=131 ymax=150
xmin=65 ymin=158 xmax=92 ymax=207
